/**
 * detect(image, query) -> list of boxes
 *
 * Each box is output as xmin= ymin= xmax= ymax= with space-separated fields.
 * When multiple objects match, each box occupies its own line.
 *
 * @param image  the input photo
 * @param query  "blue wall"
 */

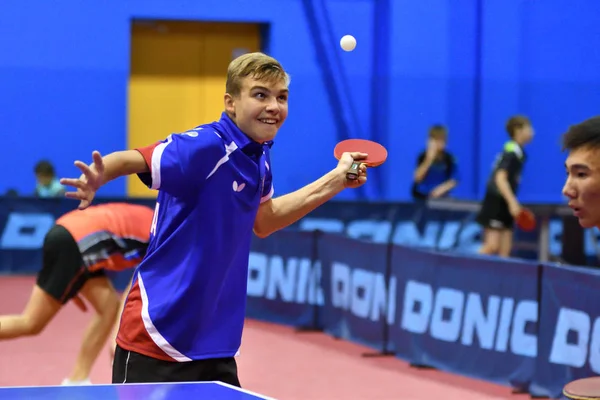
xmin=1 ymin=0 xmax=599 ymax=202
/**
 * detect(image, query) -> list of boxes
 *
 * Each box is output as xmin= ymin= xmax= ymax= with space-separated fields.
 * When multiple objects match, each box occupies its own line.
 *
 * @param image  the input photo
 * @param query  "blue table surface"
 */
xmin=0 ymin=381 xmax=276 ymax=400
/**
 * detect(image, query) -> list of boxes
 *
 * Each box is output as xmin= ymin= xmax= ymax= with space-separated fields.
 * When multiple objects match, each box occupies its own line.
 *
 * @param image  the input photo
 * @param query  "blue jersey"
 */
xmin=411 ymin=150 xmax=458 ymax=199
xmin=116 ymin=112 xmax=274 ymax=362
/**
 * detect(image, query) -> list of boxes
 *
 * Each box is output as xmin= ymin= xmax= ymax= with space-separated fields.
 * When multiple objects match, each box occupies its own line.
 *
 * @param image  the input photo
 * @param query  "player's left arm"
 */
xmin=253 ymin=152 xmax=366 ymax=238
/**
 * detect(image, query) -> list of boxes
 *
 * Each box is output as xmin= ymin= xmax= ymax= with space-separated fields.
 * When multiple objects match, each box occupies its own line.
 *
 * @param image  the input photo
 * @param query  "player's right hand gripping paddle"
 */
xmin=516 ymin=207 xmax=536 ymax=232
xmin=333 ymin=139 xmax=388 ymax=181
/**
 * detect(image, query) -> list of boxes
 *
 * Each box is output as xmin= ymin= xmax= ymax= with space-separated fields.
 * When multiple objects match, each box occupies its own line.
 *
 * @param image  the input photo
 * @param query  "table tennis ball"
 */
xmin=340 ymin=35 xmax=356 ymax=52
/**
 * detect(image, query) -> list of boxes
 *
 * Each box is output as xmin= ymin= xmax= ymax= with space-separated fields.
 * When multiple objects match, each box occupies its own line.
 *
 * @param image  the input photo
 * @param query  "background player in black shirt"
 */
xmin=477 ymin=115 xmax=534 ymax=257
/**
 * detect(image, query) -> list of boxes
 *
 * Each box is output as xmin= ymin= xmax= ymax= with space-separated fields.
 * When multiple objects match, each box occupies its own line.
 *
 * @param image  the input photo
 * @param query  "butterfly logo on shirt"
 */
xmin=232 ymin=181 xmax=246 ymax=192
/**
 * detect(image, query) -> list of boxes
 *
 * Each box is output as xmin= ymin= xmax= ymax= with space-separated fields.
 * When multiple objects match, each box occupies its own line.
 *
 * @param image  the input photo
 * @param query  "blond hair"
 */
xmin=225 ymin=52 xmax=290 ymax=96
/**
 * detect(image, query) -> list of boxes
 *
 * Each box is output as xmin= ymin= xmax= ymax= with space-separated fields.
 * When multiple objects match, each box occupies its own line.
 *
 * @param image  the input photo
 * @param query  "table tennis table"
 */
xmin=0 ymin=381 xmax=277 ymax=399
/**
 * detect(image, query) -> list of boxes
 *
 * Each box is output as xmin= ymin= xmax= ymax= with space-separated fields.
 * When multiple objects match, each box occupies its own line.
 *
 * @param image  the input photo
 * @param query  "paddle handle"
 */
xmin=346 ymin=161 xmax=361 ymax=180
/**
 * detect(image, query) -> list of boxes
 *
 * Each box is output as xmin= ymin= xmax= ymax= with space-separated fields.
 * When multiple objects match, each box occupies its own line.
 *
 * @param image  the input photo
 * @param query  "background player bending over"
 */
xmin=562 ymin=116 xmax=600 ymax=229
xmin=476 ymin=115 xmax=534 ymax=257
xmin=60 ymin=52 xmax=368 ymax=387
xmin=0 ymin=202 xmax=153 ymax=385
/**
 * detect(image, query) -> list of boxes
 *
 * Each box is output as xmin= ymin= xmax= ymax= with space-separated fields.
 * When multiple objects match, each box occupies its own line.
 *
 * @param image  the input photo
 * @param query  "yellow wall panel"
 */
xmin=127 ymin=21 xmax=261 ymax=197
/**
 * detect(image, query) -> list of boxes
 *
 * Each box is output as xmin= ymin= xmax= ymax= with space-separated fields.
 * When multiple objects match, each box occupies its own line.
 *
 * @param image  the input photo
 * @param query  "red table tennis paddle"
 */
xmin=516 ymin=207 xmax=536 ymax=232
xmin=564 ymin=377 xmax=600 ymax=399
xmin=333 ymin=139 xmax=388 ymax=181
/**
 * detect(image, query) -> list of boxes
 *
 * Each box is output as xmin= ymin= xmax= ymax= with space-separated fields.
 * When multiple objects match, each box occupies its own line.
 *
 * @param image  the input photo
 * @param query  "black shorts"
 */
xmin=36 ymin=225 xmax=105 ymax=304
xmin=476 ymin=192 xmax=514 ymax=230
xmin=112 ymin=345 xmax=241 ymax=387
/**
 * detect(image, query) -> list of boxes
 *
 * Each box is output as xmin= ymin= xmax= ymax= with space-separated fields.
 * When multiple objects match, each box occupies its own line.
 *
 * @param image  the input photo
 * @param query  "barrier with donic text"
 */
xmin=0 ymin=198 xmax=63 ymax=273
xmin=530 ymin=263 xmax=600 ymax=398
xmin=3 ymin=197 xmax=600 ymax=397
xmin=318 ymin=233 xmax=392 ymax=352
xmin=388 ymin=246 xmax=539 ymax=391
xmin=246 ymin=230 xmax=323 ymax=329
xmin=294 ymin=200 xmax=599 ymax=264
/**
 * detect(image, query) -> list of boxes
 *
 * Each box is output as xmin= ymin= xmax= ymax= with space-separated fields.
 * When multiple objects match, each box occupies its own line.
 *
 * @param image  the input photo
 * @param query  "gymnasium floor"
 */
xmin=0 ymin=276 xmax=530 ymax=399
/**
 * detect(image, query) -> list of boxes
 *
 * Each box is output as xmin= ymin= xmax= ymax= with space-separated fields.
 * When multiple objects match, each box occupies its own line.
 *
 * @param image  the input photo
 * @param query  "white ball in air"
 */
xmin=340 ymin=35 xmax=356 ymax=52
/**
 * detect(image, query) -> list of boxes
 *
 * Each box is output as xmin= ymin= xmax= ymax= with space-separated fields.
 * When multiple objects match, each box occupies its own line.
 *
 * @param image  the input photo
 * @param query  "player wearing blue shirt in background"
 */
xmin=60 ymin=52 xmax=369 ymax=387
xmin=412 ymin=124 xmax=459 ymax=200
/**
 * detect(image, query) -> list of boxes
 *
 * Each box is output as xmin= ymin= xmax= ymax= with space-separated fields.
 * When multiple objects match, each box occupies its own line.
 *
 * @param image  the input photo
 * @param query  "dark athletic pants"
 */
xmin=112 ymin=344 xmax=241 ymax=387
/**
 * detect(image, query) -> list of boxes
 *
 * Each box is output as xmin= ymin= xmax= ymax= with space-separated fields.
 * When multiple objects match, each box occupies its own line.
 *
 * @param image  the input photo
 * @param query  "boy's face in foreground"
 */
xmin=563 ymin=146 xmax=600 ymax=228
xmin=226 ymin=76 xmax=289 ymax=143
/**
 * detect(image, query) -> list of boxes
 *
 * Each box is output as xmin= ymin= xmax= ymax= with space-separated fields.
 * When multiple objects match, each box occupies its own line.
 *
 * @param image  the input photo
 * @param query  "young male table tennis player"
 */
xmin=476 ymin=115 xmax=534 ymax=257
xmin=0 ymin=202 xmax=153 ymax=385
xmin=412 ymin=124 xmax=459 ymax=200
xmin=562 ymin=116 xmax=600 ymax=229
xmin=60 ymin=52 xmax=369 ymax=387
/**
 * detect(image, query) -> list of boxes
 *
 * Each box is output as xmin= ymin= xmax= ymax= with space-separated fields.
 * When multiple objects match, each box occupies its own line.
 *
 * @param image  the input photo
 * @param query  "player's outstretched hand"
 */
xmin=336 ymin=152 xmax=368 ymax=189
xmin=60 ymin=151 xmax=105 ymax=210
